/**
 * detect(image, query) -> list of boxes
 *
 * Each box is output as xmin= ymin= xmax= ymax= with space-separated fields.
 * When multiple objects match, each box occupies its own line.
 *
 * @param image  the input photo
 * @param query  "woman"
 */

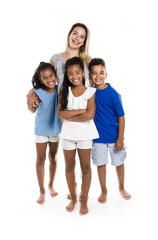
xmin=50 ymin=22 xmax=91 ymax=92
xmin=27 ymin=22 xmax=91 ymax=107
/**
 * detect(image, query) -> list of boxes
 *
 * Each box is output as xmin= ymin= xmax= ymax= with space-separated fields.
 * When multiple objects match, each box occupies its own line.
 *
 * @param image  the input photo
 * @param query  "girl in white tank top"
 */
xmin=58 ymin=57 xmax=98 ymax=215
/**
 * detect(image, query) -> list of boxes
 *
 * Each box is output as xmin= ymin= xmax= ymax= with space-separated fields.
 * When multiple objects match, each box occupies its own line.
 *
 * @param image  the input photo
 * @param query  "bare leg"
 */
xmin=64 ymin=149 xmax=77 ymax=212
xmin=48 ymin=142 xmax=59 ymax=198
xmin=67 ymin=182 xmax=77 ymax=200
xmin=78 ymin=148 xmax=91 ymax=215
xmin=116 ymin=164 xmax=131 ymax=200
xmin=97 ymin=165 xmax=107 ymax=203
xmin=36 ymin=142 xmax=47 ymax=204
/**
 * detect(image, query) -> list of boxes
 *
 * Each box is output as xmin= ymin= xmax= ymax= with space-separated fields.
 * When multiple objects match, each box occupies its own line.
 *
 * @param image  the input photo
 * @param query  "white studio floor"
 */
xmin=1 ymin=134 xmax=157 ymax=240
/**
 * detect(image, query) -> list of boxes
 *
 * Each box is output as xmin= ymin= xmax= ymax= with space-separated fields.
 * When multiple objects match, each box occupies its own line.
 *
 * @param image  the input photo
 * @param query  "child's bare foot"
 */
xmin=67 ymin=193 xmax=71 ymax=200
xmin=66 ymin=199 xmax=77 ymax=212
xmin=80 ymin=201 xmax=88 ymax=215
xmin=48 ymin=185 xmax=58 ymax=198
xmin=98 ymin=191 xmax=107 ymax=203
xmin=37 ymin=193 xmax=45 ymax=204
xmin=119 ymin=188 xmax=131 ymax=200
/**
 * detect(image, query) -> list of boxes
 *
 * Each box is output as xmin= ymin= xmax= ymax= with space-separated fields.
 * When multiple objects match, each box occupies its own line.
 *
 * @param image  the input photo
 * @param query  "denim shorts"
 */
xmin=35 ymin=134 xmax=60 ymax=143
xmin=92 ymin=142 xmax=126 ymax=167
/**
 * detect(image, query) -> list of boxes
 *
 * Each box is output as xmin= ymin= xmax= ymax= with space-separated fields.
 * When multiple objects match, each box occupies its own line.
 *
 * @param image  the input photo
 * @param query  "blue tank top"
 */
xmin=33 ymin=87 xmax=61 ymax=136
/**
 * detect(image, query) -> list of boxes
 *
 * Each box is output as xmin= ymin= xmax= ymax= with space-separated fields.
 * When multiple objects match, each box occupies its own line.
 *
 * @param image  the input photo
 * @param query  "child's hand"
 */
xmin=115 ymin=138 xmax=123 ymax=151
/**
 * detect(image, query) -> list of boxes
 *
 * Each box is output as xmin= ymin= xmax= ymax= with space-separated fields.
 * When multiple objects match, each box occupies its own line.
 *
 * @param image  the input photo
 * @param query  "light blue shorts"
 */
xmin=92 ymin=143 xmax=126 ymax=167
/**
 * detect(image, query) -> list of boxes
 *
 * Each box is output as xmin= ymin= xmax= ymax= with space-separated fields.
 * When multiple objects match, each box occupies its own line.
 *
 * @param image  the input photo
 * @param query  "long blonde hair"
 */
xmin=65 ymin=23 xmax=91 ymax=66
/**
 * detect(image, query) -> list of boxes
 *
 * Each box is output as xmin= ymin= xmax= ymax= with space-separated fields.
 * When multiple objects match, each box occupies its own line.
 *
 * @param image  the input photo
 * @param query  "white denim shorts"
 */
xmin=61 ymin=139 xmax=92 ymax=150
xmin=35 ymin=134 xmax=60 ymax=143
xmin=92 ymin=142 xmax=126 ymax=167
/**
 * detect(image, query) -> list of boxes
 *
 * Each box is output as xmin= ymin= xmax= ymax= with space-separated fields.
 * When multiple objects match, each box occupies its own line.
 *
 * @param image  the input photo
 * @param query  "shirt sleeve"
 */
xmin=83 ymin=87 xmax=96 ymax=100
xmin=113 ymin=92 xmax=125 ymax=117
xmin=33 ymin=89 xmax=43 ymax=102
xmin=51 ymin=54 xmax=58 ymax=69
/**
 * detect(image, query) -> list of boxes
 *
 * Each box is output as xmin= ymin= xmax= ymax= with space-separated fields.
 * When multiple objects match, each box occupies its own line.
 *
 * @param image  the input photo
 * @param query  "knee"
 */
xmin=66 ymin=161 xmax=75 ymax=173
xmin=36 ymin=155 xmax=46 ymax=165
xmin=49 ymin=152 xmax=57 ymax=164
xmin=81 ymin=164 xmax=91 ymax=175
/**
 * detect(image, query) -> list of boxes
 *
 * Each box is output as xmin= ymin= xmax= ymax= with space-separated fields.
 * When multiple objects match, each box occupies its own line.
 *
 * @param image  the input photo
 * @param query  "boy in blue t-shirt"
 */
xmin=89 ymin=58 xmax=131 ymax=203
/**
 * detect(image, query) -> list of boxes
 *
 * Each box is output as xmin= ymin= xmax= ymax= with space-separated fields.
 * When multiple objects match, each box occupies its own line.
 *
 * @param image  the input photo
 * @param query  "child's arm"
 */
xmin=67 ymin=94 xmax=96 ymax=122
xmin=115 ymin=116 xmax=125 ymax=151
xmin=57 ymin=98 xmax=86 ymax=119
xmin=26 ymin=89 xmax=40 ymax=113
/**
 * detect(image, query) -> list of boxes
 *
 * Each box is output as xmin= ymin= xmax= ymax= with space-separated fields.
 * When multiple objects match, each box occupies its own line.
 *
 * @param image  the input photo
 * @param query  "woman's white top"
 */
xmin=61 ymin=87 xmax=99 ymax=140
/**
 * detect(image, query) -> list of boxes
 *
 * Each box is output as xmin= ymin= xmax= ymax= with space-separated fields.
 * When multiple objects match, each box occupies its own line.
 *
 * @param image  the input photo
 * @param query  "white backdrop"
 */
xmin=0 ymin=0 xmax=158 ymax=239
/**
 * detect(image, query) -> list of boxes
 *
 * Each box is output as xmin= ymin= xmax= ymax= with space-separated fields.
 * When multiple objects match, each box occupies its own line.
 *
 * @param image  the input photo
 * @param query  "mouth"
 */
xmin=94 ymin=79 xmax=103 ymax=84
xmin=73 ymin=79 xmax=80 ymax=83
xmin=72 ymin=40 xmax=80 ymax=45
xmin=48 ymin=81 xmax=55 ymax=86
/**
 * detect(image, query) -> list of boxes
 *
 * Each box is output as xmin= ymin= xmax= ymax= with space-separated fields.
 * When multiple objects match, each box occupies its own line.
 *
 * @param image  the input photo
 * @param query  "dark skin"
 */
xmin=58 ymin=72 xmax=96 ymax=214
xmin=26 ymin=90 xmax=39 ymax=113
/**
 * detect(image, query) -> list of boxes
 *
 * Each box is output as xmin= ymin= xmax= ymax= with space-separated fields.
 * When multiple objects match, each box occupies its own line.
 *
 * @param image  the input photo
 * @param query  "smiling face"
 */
xmin=40 ymin=68 xmax=56 ymax=91
xmin=69 ymin=26 xmax=86 ymax=50
xmin=67 ymin=64 xmax=85 ymax=87
xmin=90 ymin=65 xmax=107 ymax=89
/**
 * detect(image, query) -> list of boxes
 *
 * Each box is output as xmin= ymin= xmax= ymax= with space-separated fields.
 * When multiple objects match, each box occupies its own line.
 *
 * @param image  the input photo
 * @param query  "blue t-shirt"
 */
xmin=33 ymin=87 xmax=61 ymax=136
xmin=93 ymin=84 xmax=125 ymax=143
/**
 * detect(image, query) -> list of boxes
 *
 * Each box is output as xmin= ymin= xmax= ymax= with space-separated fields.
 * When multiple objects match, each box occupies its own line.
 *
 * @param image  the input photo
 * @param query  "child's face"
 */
xmin=69 ymin=27 xmax=86 ymax=50
xmin=90 ymin=65 xmax=107 ymax=88
xmin=67 ymin=64 xmax=85 ymax=87
xmin=40 ymin=68 xmax=56 ymax=89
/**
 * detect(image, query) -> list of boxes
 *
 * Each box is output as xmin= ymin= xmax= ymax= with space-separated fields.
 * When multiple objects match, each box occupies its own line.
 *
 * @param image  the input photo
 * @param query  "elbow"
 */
xmin=87 ymin=111 xmax=95 ymax=120
xmin=57 ymin=110 xmax=64 ymax=119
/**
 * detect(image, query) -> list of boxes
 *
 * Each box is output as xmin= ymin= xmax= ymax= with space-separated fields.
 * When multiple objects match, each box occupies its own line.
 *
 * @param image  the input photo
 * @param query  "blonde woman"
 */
xmin=50 ymin=23 xmax=91 ymax=93
xmin=28 ymin=23 xmax=91 ymax=107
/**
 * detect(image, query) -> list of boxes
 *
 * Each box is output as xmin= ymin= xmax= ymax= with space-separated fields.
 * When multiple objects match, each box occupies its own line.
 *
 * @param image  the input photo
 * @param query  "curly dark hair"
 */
xmin=60 ymin=57 xmax=85 ymax=110
xmin=32 ymin=62 xmax=56 ymax=89
xmin=88 ymin=58 xmax=106 ymax=73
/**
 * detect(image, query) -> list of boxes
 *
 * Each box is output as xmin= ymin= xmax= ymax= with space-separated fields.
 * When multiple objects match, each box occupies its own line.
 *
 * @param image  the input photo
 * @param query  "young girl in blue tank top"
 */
xmin=27 ymin=62 xmax=61 ymax=204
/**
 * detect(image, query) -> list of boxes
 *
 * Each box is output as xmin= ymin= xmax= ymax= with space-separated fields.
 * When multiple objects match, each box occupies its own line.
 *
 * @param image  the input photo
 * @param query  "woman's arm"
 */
xmin=26 ymin=90 xmax=40 ymax=113
xmin=67 ymin=94 xmax=96 ymax=122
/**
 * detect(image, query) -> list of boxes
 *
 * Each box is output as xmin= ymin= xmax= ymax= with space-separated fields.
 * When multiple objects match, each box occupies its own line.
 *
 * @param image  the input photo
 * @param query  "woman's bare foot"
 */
xmin=37 ymin=193 xmax=45 ymax=204
xmin=80 ymin=201 xmax=88 ymax=215
xmin=48 ymin=185 xmax=58 ymax=198
xmin=98 ymin=191 xmax=107 ymax=203
xmin=66 ymin=199 xmax=77 ymax=212
xmin=119 ymin=188 xmax=131 ymax=200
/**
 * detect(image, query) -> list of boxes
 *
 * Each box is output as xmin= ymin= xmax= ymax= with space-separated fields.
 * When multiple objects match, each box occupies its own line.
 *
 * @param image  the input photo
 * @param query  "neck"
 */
xmin=44 ymin=86 xmax=56 ymax=93
xmin=96 ymin=83 xmax=108 ymax=90
xmin=66 ymin=47 xmax=80 ymax=58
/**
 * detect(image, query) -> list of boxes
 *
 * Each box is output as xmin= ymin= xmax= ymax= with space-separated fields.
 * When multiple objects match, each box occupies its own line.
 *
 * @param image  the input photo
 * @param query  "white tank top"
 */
xmin=61 ymin=87 xmax=99 ymax=140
